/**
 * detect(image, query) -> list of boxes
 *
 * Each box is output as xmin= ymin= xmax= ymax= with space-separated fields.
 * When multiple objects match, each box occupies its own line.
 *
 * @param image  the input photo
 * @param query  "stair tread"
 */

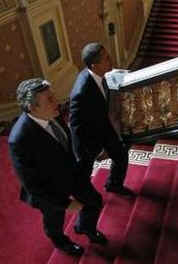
xmin=142 ymin=39 xmax=178 ymax=47
xmin=118 ymin=196 xmax=167 ymax=261
xmin=125 ymin=145 xmax=153 ymax=194
xmin=79 ymin=194 xmax=135 ymax=264
xmin=115 ymin=140 xmax=178 ymax=263
xmin=155 ymin=169 xmax=178 ymax=264
xmin=141 ymin=45 xmax=178 ymax=52
xmin=152 ymin=8 xmax=178 ymax=14
xmin=144 ymin=33 xmax=178 ymax=41
xmin=150 ymin=17 xmax=178 ymax=23
xmin=147 ymin=22 xmax=178 ymax=29
xmin=146 ymin=27 xmax=178 ymax=34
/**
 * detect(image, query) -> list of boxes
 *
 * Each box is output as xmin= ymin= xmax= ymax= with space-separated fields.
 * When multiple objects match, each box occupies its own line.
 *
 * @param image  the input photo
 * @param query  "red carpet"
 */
xmin=133 ymin=0 xmax=178 ymax=69
xmin=125 ymin=144 xmax=153 ymax=194
xmin=2 ymin=135 xmax=178 ymax=263
xmin=155 ymin=167 xmax=178 ymax=264
xmin=47 ymin=146 xmax=150 ymax=263
xmin=115 ymin=140 xmax=178 ymax=264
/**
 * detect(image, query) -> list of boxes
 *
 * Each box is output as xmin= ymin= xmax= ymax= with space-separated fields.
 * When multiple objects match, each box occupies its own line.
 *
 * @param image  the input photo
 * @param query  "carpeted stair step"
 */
xmin=150 ymin=16 xmax=178 ymax=24
xmin=47 ymin=167 xmax=109 ymax=264
xmin=114 ymin=140 xmax=178 ymax=263
xmin=156 ymin=0 xmax=178 ymax=3
xmin=141 ymin=45 xmax=178 ymax=53
xmin=146 ymin=26 xmax=178 ymax=35
xmin=78 ymin=145 xmax=149 ymax=264
xmin=139 ymin=50 xmax=177 ymax=59
xmin=156 ymin=0 xmax=178 ymax=5
xmin=124 ymin=144 xmax=153 ymax=194
xmin=154 ymin=166 xmax=178 ymax=264
xmin=140 ymin=140 xmax=178 ymax=201
xmin=79 ymin=193 xmax=136 ymax=264
xmin=157 ymin=0 xmax=178 ymax=2
xmin=135 ymin=57 xmax=169 ymax=68
xmin=151 ymin=8 xmax=178 ymax=15
xmin=147 ymin=22 xmax=178 ymax=30
xmin=144 ymin=32 xmax=178 ymax=41
xmin=134 ymin=0 xmax=178 ymax=67
xmin=142 ymin=39 xmax=178 ymax=48
xmin=138 ymin=52 xmax=176 ymax=60
xmin=154 ymin=3 xmax=178 ymax=8
xmin=114 ymin=197 xmax=166 ymax=263
xmin=47 ymin=213 xmax=88 ymax=264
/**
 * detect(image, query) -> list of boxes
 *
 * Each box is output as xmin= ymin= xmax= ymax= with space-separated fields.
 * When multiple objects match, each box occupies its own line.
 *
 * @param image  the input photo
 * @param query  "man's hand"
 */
xmin=96 ymin=150 xmax=109 ymax=161
xmin=67 ymin=196 xmax=83 ymax=211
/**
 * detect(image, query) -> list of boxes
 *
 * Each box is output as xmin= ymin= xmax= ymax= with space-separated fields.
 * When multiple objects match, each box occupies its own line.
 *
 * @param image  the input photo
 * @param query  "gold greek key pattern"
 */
xmin=93 ymin=159 xmax=111 ymax=170
xmin=129 ymin=149 xmax=152 ymax=166
xmin=93 ymin=148 xmax=153 ymax=170
xmin=153 ymin=144 xmax=178 ymax=160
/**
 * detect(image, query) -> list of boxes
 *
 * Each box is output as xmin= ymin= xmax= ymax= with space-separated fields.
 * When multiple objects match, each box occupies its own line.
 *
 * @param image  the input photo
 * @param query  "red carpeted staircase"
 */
xmin=2 ymin=136 xmax=178 ymax=263
xmin=134 ymin=0 xmax=178 ymax=68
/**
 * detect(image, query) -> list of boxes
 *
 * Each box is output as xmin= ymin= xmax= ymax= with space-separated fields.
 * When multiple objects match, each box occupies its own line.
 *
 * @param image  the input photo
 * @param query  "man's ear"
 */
xmin=91 ymin=63 xmax=99 ymax=73
xmin=91 ymin=64 xmax=95 ymax=71
xmin=28 ymin=103 xmax=35 ymax=113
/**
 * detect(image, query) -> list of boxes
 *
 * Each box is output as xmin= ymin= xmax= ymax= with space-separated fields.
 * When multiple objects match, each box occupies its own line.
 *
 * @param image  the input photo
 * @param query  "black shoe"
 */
xmin=55 ymin=236 xmax=84 ymax=256
xmin=74 ymin=227 xmax=108 ymax=245
xmin=105 ymin=185 xmax=135 ymax=196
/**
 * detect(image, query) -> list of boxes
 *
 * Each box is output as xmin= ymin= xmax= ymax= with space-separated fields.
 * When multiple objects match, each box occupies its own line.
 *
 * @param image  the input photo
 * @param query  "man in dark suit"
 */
xmin=69 ymin=42 xmax=133 ymax=196
xmin=8 ymin=78 xmax=107 ymax=257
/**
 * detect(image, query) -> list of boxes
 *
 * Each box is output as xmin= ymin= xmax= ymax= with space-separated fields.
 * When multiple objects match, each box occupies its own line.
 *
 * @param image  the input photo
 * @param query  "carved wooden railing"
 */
xmin=107 ymin=58 xmax=178 ymax=144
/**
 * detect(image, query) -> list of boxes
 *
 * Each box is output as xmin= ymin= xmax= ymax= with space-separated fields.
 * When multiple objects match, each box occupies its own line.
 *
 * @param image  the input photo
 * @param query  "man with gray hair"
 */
xmin=8 ymin=78 xmax=107 ymax=256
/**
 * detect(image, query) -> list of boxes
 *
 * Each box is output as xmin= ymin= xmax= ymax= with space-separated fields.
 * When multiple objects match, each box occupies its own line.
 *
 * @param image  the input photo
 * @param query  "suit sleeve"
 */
xmin=9 ymin=141 xmax=45 ymax=196
xmin=69 ymin=91 xmax=94 ymax=159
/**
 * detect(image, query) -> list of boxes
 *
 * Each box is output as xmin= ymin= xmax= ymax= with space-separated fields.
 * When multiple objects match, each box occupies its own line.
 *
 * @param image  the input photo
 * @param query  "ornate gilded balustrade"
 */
xmin=107 ymin=58 xmax=178 ymax=144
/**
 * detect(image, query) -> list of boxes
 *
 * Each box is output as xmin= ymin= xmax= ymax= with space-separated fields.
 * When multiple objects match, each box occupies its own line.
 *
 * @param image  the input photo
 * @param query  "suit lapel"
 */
xmin=88 ymin=73 xmax=109 ymax=109
xmin=24 ymin=113 xmax=69 ymax=150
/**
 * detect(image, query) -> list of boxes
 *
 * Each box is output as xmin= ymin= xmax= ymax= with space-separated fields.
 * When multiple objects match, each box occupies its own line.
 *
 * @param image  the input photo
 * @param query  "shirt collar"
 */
xmin=88 ymin=69 xmax=102 ymax=87
xmin=28 ymin=113 xmax=49 ymax=129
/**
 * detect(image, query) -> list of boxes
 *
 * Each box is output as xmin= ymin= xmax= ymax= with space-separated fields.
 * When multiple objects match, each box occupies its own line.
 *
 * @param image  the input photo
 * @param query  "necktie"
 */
xmin=48 ymin=121 xmax=68 ymax=151
xmin=102 ymin=78 xmax=109 ymax=101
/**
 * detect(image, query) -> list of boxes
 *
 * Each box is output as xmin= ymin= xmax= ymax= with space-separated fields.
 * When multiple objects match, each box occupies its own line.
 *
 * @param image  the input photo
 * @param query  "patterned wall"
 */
xmin=0 ymin=0 xmax=106 ymax=106
xmin=61 ymin=0 xmax=107 ymax=69
xmin=123 ymin=0 xmax=144 ymax=51
xmin=0 ymin=19 xmax=34 ymax=104
xmin=0 ymin=0 xmax=16 ymax=13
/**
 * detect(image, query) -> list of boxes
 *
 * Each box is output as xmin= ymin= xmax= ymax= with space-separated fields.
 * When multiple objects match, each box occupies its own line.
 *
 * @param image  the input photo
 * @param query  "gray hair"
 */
xmin=81 ymin=42 xmax=104 ymax=69
xmin=16 ymin=78 xmax=51 ymax=112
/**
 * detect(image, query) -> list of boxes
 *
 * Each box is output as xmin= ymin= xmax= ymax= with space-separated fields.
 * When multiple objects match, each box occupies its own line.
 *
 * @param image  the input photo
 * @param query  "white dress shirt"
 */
xmin=28 ymin=114 xmax=67 ymax=142
xmin=88 ymin=69 xmax=107 ymax=99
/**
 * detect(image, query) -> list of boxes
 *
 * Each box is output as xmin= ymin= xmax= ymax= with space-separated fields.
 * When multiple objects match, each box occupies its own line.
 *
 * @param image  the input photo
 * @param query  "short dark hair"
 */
xmin=81 ymin=42 xmax=104 ymax=69
xmin=16 ymin=78 xmax=51 ymax=112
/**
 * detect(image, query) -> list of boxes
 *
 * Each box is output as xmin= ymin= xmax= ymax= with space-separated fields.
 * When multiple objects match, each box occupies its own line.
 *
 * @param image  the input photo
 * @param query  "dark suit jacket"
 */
xmin=8 ymin=112 xmax=77 ymax=209
xmin=69 ymin=68 xmax=117 ymax=160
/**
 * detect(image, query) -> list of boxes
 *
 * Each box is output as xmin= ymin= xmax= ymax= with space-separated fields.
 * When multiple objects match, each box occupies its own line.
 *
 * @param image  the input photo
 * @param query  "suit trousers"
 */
xmin=38 ymin=178 xmax=103 ymax=246
xmin=103 ymin=131 xmax=129 ymax=187
xmin=77 ymin=130 xmax=129 ymax=189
